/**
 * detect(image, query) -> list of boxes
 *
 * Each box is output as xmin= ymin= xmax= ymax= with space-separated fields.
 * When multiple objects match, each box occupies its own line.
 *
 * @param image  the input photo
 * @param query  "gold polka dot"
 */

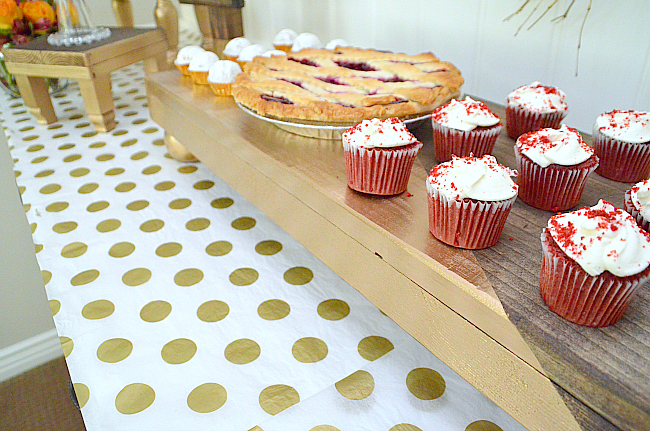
xmin=229 ymin=268 xmax=258 ymax=286
xmin=193 ymin=180 xmax=214 ymax=190
xmin=115 ymin=383 xmax=155 ymax=415
xmin=197 ymin=300 xmax=229 ymax=322
xmin=35 ymin=244 xmax=43 ymax=253
xmin=23 ymin=135 xmax=39 ymax=141
xmin=97 ymin=219 xmax=121 ymax=233
xmin=140 ymin=301 xmax=172 ymax=322
xmin=70 ymin=114 xmax=83 ymax=120
xmin=23 ymin=203 xmax=30 ymax=212
xmin=40 ymin=184 xmax=61 ymax=194
xmin=187 ymin=383 xmax=227 ymax=413
xmin=61 ymin=242 xmax=88 ymax=258
xmin=53 ymin=133 xmax=69 ymax=139
xmin=27 ymin=144 xmax=44 ymax=152
xmin=358 ymin=336 xmax=394 ymax=361
xmin=31 ymin=156 xmax=48 ymax=163
xmin=140 ymin=219 xmax=163 ymax=232
xmin=161 ymin=338 xmax=197 ymax=364
xmin=42 ymin=270 xmax=52 ymax=285
xmin=389 ymin=424 xmax=423 ymax=431
xmin=82 ymin=300 xmax=115 ymax=319
xmin=75 ymin=122 xmax=91 ymax=128
xmin=105 ymin=167 xmax=124 ymax=176
xmin=310 ymin=426 xmax=341 ymax=431
xmin=115 ymin=182 xmax=136 ymax=192
xmin=120 ymin=139 xmax=137 ymax=148
xmin=73 ymin=383 xmax=90 ymax=408
xmin=49 ymin=299 xmax=61 ymax=316
xmin=30 ymin=223 xmax=37 ymax=234
xmin=70 ymin=167 xmax=90 ymax=177
xmin=152 ymin=138 xmax=164 ymax=146
xmin=19 ymin=186 xmax=26 ymax=195
xmin=255 ymin=240 xmax=282 ymax=256
xmin=284 ymin=267 xmax=313 ymax=285
xmin=211 ymin=197 xmax=233 ymax=209
xmin=224 ymin=339 xmax=260 ymax=364
xmin=186 ymin=218 xmax=210 ymax=231
xmin=174 ymin=268 xmax=203 ymax=286
xmin=14 ymin=171 xmax=21 ymax=178
xmin=233 ymin=217 xmax=258 ymax=231
xmin=169 ymin=198 xmax=191 ymax=210
xmin=142 ymin=165 xmax=161 ymax=175
xmin=59 ymin=336 xmax=74 ymax=358
xmin=292 ymin=337 xmax=328 ymax=363
xmin=317 ymin=299 xmax=350 ymax=321
xmin=35 ymin=169 xmax=54 ymax=178
xmin=97 ymin=338 xmax=133 ymax=363
xmin=19 ymin=125 xmax=33 ymax=131
xmin=122 ymin=268 xmax=151 ymax=286
xmin=89 ymin=142 xmax=106 ymax=149
xmin=259 ymin=385 xmax=299 ymax=416
xmin=257 ymin=300 xmax=290 ymax=320
xmin=78 ymin=183 xmax=99 ymax=194
xmin=59 ymin=143 xmax=75 ymax=150
xmin=205 ymin=241 xmax=232 ymax=256
xmin=465 ymin=421 xmax=503 ymax=431
xmin=113 ymin=130 xmax=128 ymax=136
xmin=71 ymin=269 xmax=99 ymax=286
xmin=406 ymin=368 xmax=446 ymax=400
xmin=131 ymin=151 xmax=148 ymax=160
xmin=96 ymin=154 xmax=114 ymax=162
xmin=155 ymin=181 xmax=175 ymax=191
xmin=109 ymin=242 xmax=135 ymax=258
xmin=87 ymin=201 xmax=109 ymax=212
xmin=178 ymin=165 xmax=198 ymax=174
xmin=335 ymin=370 xmax=375 ymax=400
xmin=156 ymin=242 xmax=182 ymax=257
xmin=47 ymin=202 xmax=68 ymax=212
xmin=126 ymin=200 xmax=148 ymax=211
xmin=142 ymin=127 xmax=158 ymax=134
xmin=63 ymin=154 xmax=82 ymax=163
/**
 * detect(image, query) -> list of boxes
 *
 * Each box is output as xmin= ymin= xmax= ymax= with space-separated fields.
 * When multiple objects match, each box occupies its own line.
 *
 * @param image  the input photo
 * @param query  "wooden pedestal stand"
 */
xmin=180 ymin=0 xmax=244 ymax=57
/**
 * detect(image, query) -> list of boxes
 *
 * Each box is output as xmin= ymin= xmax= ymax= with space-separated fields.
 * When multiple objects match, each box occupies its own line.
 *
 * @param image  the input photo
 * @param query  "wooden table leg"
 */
xmin=154 ymin=0 xmax=179 ymax=65
xmin=143 ymin=52 xmax=169 ymax=73
xmin=14 ymin=75 xmax=57 ymax=125
xmin=164 ymin=132 xmax=197 ymax=162
xmin=78 ymin=75 xmax=115 ymax=132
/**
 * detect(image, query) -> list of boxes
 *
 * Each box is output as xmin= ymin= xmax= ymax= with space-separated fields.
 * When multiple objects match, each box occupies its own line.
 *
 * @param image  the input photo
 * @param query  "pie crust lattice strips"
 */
xmin=232 ymin=46 xmax=464 ymax=125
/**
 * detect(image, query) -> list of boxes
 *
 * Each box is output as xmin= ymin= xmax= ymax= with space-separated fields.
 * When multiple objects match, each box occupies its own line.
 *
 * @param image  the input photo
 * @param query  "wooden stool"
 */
xmin=3 ymin=27 xmax=168 ymax=132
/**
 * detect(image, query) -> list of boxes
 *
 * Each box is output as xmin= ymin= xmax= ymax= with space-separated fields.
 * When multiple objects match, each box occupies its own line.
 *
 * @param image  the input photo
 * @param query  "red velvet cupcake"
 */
xmin=515 ymin=125 xmax=599 ymax=211
xmin=342 ymin=118 xmax=423 ymax=195
xmin=426 ymin=155 xmax=518 ymax=249
xmin=624 ymin=180 xmax=650 ymax=232
xmin=505 ymin=82 xmax=568 ymax=139
xmin=431 ymin=96 xmax=503 ymax=162
xmin=540 ymin=200 xmax=650 ymax=327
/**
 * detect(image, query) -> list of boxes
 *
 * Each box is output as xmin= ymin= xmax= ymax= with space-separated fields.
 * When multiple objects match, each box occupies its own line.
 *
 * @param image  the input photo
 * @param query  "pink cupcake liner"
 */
xmin=514 ymin=147 xmax=598 ymax=211
xmin=505 ymin=105 xmax=567 ymax=140
xmin=431 ymin=121 xmax=503 ymax=162
xmin=624 ymin=189 xmax=650 ymax=232
xmin=540 ymin=229 xmax=650 ymax=327
xmin=343 ymin=141 xmax=423 ymax=195
xmin=592 ymin=128 xmax=650 ymax=183
xmin=426 ymin=187 xmax=516 ymax=249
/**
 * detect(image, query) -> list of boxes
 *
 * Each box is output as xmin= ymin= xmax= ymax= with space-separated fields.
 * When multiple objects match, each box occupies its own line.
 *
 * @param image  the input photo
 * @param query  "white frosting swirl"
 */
xmin=174 ymin=45 xmax=205 ymax=66
xmin=261 ymin=49 xmax=287 ymax=58
xmin=237 ymin=44 xmax=267 ymax=62
xmin=595 ymin=110 xmax=650 ymax=144
xmin=207 ymin=60 xmax=242 ymax=84
xmin=223 ymin=37 xmax=251 ymax=57
xmin=426 ymin=155 xmax=518 ymax=201
xmin=631 ymin=180 xmax=650 ymax=220
xmin=291 ymin=33 xmax=323 ymax=51
xmin=507 ymin=81 xmax=568 ymax=114
xmin=273 ymin=29 xmax=297 ymax=45
xmin=326 ymin=39 xmax=349 ymax=50
xmin=516 ymin=124 xmax=594 ymax=167
xmin=431 ymin=96 xmax=500 ymax=131
xmin=188 ymin=51 xmax=219 ymax=72
xmin=547 ymin=200 xmax=650 ymax=276
xmin=342 ymin=118 xmax=418 ymax=149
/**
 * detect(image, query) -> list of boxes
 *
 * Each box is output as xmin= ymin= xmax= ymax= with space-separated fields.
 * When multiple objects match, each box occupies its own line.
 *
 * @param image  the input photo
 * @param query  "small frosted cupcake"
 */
xmin=261 ymin=49 xmax=287 ymax=58
xmin=273 ymin=29 xmax=297 ymax=53
xmin=236 ymin=44 xmax=267 ymax=68
xmin=223 ymin=37 xmax=251 ymax=62
xmin=515 ymin=125 xmax=599 ymax=211
xmin=426 ymin=155 xmax=518 ymax=249
xmin=592 ymin=110 xmax=650 ymax=183
xmin=342 ymin=118 xmax=423 ymax=196
xmin=540 ymin=200 xmax=650 ymax=327
xmin=174 ymin=45 xmax=205 ymax=76
xmin=430 ymin=96 xmax=503 ymax=162
xmin=188 ymin=51 xmax=219 ymax=85
xmin=624 ymin=180 xmax=650 ymax=232
xmin=505 ymin=81 xmax=568 ymax=139
xmin=291 ymin=32 xmax=323 ymax=52
xmin=326 ymin=39 xmax=349 ymax=50
xmin=207 ymin=60 xmax=243 ymax=96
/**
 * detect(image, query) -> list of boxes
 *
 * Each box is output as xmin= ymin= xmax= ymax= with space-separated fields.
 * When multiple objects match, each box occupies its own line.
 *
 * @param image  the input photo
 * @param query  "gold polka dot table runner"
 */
xmin=2 ymin=58 xmax=524 ymax=430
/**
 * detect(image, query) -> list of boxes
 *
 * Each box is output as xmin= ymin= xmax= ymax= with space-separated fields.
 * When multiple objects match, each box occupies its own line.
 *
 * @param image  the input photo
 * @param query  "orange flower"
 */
xmin=0 ymin=0 xmax=23 ymax=31
xmin=20 ymin=0 xmax=55 ymax=26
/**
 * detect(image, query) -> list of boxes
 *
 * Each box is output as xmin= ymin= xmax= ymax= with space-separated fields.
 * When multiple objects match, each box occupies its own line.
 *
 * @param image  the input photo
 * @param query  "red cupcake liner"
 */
xmin=624 ymin=189 xmax=650 ymax=232
xmin=540 ymin=229 xmax=650 ymax=327
xmin=426 ymin=187 xmax=516 ymax=249
xmin=592 ymin=128 xmax=650 ymax=183
xmin=431 ymin=121 xmax=503 ymax=162
xmin=505 ymin=105 xmax=567 ymax=140
xmin=343 ymin=141 xmax=423 ymax=195
xmin=514 ymin=147 xmax=598 ymax=211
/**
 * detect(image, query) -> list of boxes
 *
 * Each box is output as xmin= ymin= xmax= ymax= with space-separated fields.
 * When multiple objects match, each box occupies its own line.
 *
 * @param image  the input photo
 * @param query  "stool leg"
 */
xmin=14 ymin=75 xmax=57 ymax=125
xmin=112 ymin=0 xmax=134 ymax=27
xmin=78 ymin=75 xmax=116 ymax=133
xmin=143 ymin=52 xmax=168 ymax=73
xmin=164 ymin=132 xmax=197 ymax=162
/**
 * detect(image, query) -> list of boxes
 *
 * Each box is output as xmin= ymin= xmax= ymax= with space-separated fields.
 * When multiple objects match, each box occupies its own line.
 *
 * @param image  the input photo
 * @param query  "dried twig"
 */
xmin=552 ymin=0 xmax=576 ymax=21
xmin=574 ymin=0 xmax=592 ymax=75
xmin=528 ymin=0 xmax=559 ymax=30
xmin=515 ymin=0 xmax=542 ymax=36
xmin=503 ymin=0 xmax=531 ymax=21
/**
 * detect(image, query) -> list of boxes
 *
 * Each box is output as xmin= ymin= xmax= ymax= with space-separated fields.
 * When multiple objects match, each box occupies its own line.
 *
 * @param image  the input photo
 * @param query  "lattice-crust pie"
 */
xmin=232 ymin=47 xmax=464 ymax=125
